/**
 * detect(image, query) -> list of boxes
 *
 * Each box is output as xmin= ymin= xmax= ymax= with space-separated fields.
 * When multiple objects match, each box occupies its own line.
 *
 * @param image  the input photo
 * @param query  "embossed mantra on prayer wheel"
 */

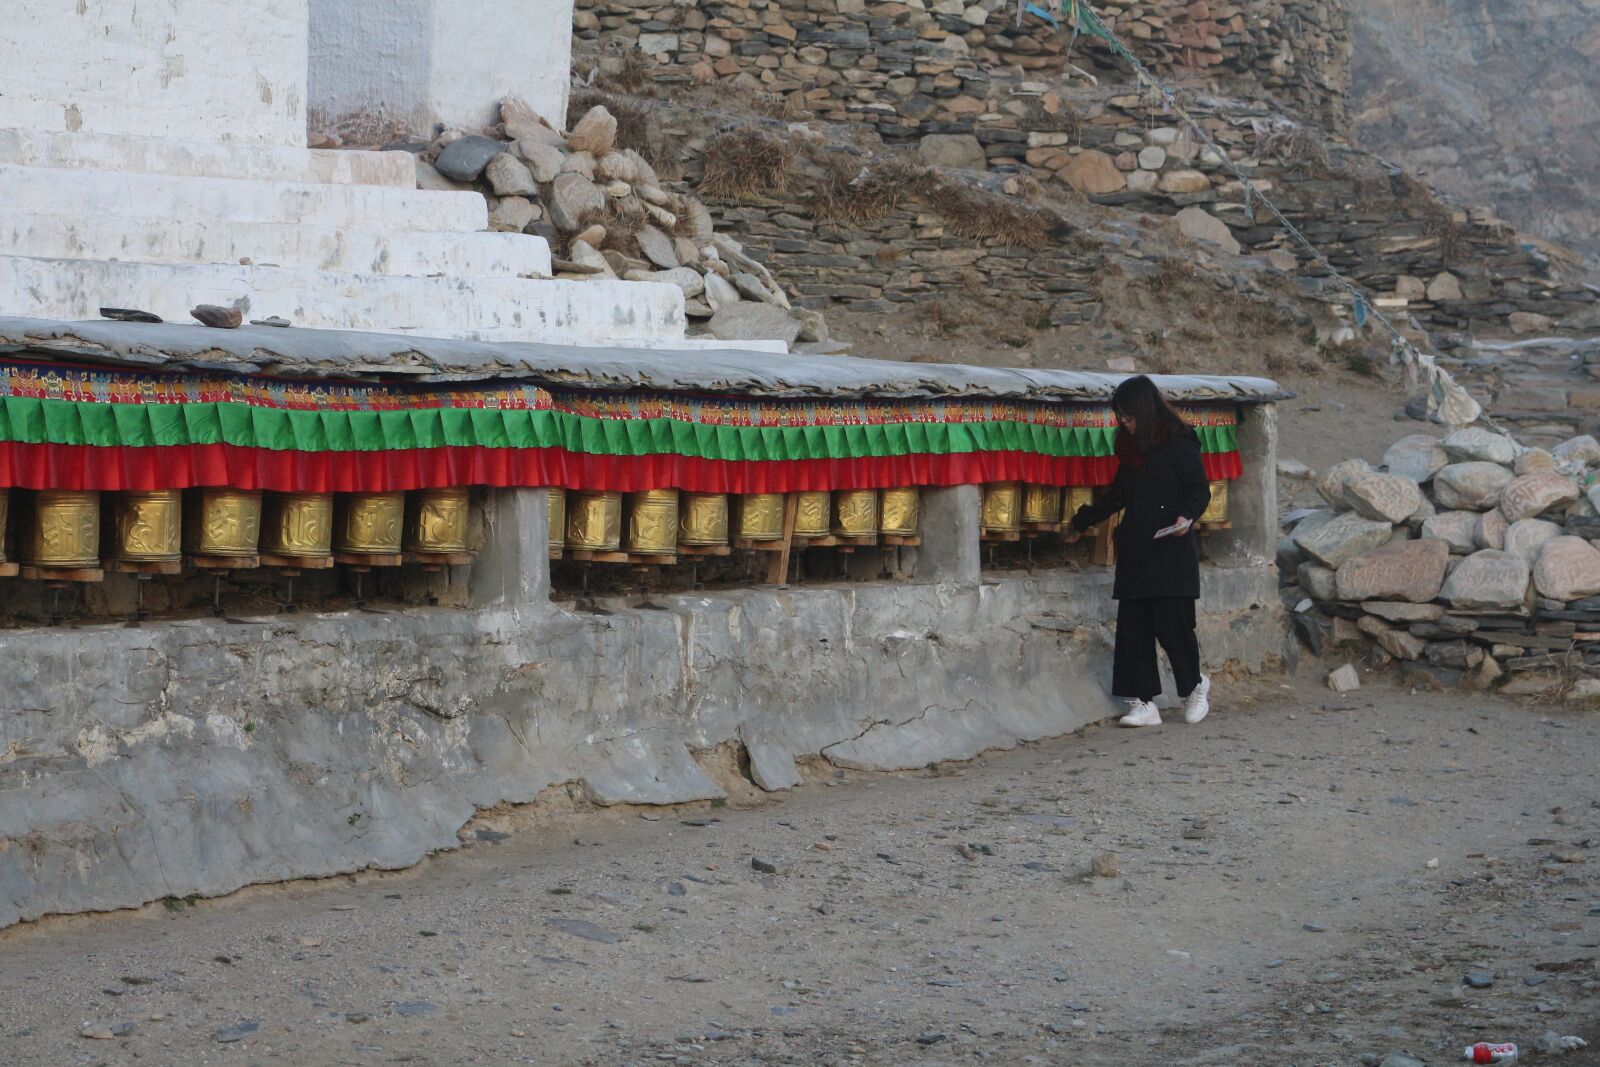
xmin=187 ymin=488 xmax=262 ymax=557
xmin=1021 ymin=484 xmax=1062 ymax=525
xmin=627 ymin=489 xmax=679 ymax=554
xmin=1063 ymin=486 xmax=1095 ymax=525
xmin=736 ymin=493 xmax=784 ymax=541
xmin=879 ymin=488 xmax=920 ymax=536
xmin=110 ymin=490 xmax=182 ymax=563
xmin=546 ymin=488 xmax=566 ymax=552
xmin=980 ymin=482 xmax=1021 ymax=533
xmin=1201 ymin=480 xmax=1229 ymax=524
xmin=261 ymin=493 xmax=334 ymax=557
xmin=406 ymin=487 xmax=470 ymax=554
xmin=833 ymin=489 xmax=879 ymax=537
xmin=566 ymin=490 xmax=622 ymax=551
xmin=793 ymin=491 xmax=831 ymax=538
xmin=677 ymin=492 xmax=729 ymax=546
xmin=336 ymin=492 xmax=405 ymax=555
xmin=24 ymin=490 xmax=101 ymax=567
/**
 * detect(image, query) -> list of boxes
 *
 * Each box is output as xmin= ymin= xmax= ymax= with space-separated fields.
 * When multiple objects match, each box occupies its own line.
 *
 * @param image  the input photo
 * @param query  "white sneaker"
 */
xmin=1118 ymin=699 xmax=1162 ymax=727
xmin=1183 ymin=676 xmax=1211 ymax=724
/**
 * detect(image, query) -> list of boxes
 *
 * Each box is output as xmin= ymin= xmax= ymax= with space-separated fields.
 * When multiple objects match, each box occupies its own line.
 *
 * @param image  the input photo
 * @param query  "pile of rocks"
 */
xmin=413 ymin=96 xmax=822 ymax=345
xmin=1280 ymin=428 xmax=1600 ymax=695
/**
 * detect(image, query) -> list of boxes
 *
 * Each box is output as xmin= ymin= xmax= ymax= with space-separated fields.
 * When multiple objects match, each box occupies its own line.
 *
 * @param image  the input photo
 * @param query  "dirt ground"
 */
xmin=2 ymin=672 xmax=1596 ymax=1067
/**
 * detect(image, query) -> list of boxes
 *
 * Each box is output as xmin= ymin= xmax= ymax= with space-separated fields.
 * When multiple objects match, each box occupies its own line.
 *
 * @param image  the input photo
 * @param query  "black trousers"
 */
xmin=1112 ymin=596 xmax=1201 ymax=702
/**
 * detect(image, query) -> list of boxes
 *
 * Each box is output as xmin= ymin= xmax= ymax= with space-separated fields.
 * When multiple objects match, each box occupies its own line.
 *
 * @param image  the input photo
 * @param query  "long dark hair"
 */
xmin=1112 ymin=375 xmax=1187 ymax=461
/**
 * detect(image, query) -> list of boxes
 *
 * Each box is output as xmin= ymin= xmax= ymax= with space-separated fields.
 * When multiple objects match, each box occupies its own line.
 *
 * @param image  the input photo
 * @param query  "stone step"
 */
xmin=0 ymin=164 xmax=485 ymax=233
xmin=0 ymin=129 xmax=416 ymax=187
xmin=0 ymin=211 xmax=551 ymax=280
xmin=0 ymin=256 xmax=685 ymax=344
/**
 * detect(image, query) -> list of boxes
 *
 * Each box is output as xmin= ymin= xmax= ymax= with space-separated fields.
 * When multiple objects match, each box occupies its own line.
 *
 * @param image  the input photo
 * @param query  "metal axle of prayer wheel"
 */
xmin=793 ymin=491 xmax=830 ymax=538
xmin=1021 ymin=484 xmax=1062 ymax=526
xmin=626 ymin=489 xmax=679 ymax=555
xmin=833 ymin=489 xmax=879 ymax=538
xmin=23 ymin=490 xmax=102 ymax=569
xmin=736 ymin=493 xmax=784 ymax=541
xmin=405 ymin=486 xmax=471 ymax=559
xmin=879 ymin=488 xmax=920 ymax=536
xmin=677 ymin=492 xmax=729 ymax=547
xmin=546 ymin=488 xmax=567 ymax=557
xmin=1200 ymin=480 xmax=1229 ymax=525
xmin=566 ymin=490 xmax=622 ymax=551
xmin=980 ymin=482 xmax=1022 ymax=534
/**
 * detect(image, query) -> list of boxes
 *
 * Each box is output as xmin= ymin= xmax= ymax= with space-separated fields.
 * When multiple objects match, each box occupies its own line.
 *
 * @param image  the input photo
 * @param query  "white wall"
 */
xmin=308 ymin=0 xmax=573 ymax=144
xmin=0 ymin=0 xmax=309 ymax=146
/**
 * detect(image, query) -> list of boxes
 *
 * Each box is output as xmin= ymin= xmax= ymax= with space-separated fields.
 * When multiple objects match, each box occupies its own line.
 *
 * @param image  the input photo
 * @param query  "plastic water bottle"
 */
xmin=1464 ymin=1043 xmax=1518 ymax=1064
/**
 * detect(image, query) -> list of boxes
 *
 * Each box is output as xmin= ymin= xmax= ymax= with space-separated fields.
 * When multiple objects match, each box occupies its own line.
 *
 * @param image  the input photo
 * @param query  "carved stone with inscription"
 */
xmin=1342 ymin=471 xmax=1424 ymax=524
xmin=1498 ymin=471 xmax=1579 ymax=523
xmin=1533 ymin=536 xmax=1600 ymax=602
xmin=1504 ymin=518 xmax=1562 ymax=564
xmin=1433 ymin=463 xmax=1514 ymax=511
xmin=1293 ymin=512 xmax=1393 ymax=569
xmin=1317 ymin=459 xmax=1372 ymax=508
xmin=1382 ymin=434 xmax=1448 ymax=483
xmin=1439 ymin=549 xmax=1530 ymax=610
xmin=1421 ymin=510 xmax=1478 ymax=554
xmin=1335 ymin=538 xmax=1449 ymax=603
xmin=1474 ymin=507 xmax=1508 ymax=550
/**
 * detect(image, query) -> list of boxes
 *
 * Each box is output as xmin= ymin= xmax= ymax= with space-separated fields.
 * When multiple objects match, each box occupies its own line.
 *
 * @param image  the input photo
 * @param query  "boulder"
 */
xmin=635 ymin=267 xmax=704 ymax=296
xmin=1533 ymin=536 xmax=1600 ymax=601
xmin=1433 ymin=462 xmax=1514 ymax=510
xmin=1126 ymin=169 xmax=1158 ymax=193
xmin=918 ymin=133 xmax=987 ymax=170
xmin=1515 ymin=448 xmax=1557 ymax=475
xmin=1474 ymin=507 xmax=1508 ymax=550
xmin=1382 ymin=434 xmax=1447 ymax=483
xmin=518 ymin=141 xmax=565 ymax=183
xmin=565 ymin=240 xmax=615 ymax=278
xmin=1421 ymin=510 xmax=1478 ymax=554
xmin=559 ymin=151 xmax=597 ymax=179
xmin=1327 ymin=664 xmax=1361 ymax=692
xmin=1553 ymin=434 xmax=1600 ymax=466
xmin=1318 ymin=458 xmax=1373 ymax=508
xmin=704 ymin=271 xmax=741 ymax=311
xmin=1296 ymin=561 xmax=1337 ymax=602
xmin=1060 ymin=150 xmax=1126 ymax=195
xmin=1406 ymin=494 xmax=1436 ymax=529
xmin=567 ymin=105 xmax=618 ymax=156
xmin=709 ymin=303 xmax=802 ymax=344
xmin=1335 ymin=538 xmax=1450 ymax=603
xmin=1504 ymin=518 xmax=1563 ymax=564
xmin=1157 ymin=169 xmax=1211 ymax=194
xmin=1498 ymin=471 xmax=1579 ymax=522
xmin=1293 ymin=512 xmax=1394 ymax=569
xmin=1341 ymin=471 xmax=1424 ymax=524
xmin=1174 ymin=207 xmax=1240 ymax=255
xmin=636 ymin=225 xmax=679 ymax=269
xmin=485 ymin=153 xmax=537 ymax=197
xmin=434 ymin=135 xmax=507 ymax=182
xmin=1442 ymin=427 xmax=1517 ymax=465
xmin=1439 ymin=550 xmax=1530 ymax=610
xmin=487 ymin=196 xmax=537 ymax=233
xmin=547 ymin=173 xmax=606 ymax=232
xmin=1509 ymin=310 xmax=1554 ymax=334
xmin=500 ymin=94 xmax=552 ymax=142
xmin=1138 ymin=146 xmax=1167 ymax=170
xmin=1426 ymin=271 xmax=1463 ymax=302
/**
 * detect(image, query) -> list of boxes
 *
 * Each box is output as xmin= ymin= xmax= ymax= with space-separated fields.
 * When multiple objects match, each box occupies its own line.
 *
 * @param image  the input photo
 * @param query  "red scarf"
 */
xmin=1113 ymin=419 xmax=1175 ymax=470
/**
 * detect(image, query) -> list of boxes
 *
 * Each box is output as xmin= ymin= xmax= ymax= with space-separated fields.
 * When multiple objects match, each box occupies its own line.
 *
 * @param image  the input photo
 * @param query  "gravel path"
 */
xmin=2 ymin=674 xmax=1596 ymax=1066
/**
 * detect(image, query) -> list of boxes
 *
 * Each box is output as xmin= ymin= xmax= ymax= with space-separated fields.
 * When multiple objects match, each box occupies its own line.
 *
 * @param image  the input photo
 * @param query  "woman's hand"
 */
xmin=1153 ymin=516 xmax=1195 ymax=540
xmin=1063 ymin=525 xmax=1082 ymax=544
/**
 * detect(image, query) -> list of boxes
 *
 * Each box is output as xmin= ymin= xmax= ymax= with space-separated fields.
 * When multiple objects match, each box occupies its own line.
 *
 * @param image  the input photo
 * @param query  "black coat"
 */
xmin=1069 ymin=426 xmax=1212 ymax=600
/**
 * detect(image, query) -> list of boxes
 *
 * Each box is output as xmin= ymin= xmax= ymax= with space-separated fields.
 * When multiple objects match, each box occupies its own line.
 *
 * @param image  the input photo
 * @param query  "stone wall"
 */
xmin=574 ymin=0 xmax=1351 ymax=137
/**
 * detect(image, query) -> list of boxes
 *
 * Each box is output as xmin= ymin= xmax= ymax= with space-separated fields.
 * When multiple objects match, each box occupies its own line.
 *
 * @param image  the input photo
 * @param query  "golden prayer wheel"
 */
xmin=566 ymin=490 xmax=622 ymax=551
xmin=1200 ymin=480 xmax=1229 ymax=524
xmin=981 ymin=482 xmax=1021 ymax=533
xmin=1063 ymin=486 xmax=1095 ymax=525
xmin=736 ymin=493 xmax=785 ymax=541
xmin=547 ymin=488 xmax=566 ymax=551
xmin=336 ymin=492 xmax=405 ymax=555
xmin=793 ymin=491 xmax=831 ymax=537
xmin=186 ymin=488 xmax=262 ymax=557
xmin=23 ymin=490 xmax=101 ymax=567
xmin=1021 ymin=484 xmax=1062 ymax=525
xmin=109 ymin=490 xmax=182 ymax=563
xmin=833 ymin=489 xmax=879 ymax=537
xmin=879 ymin=488 xmax=920 ymax=536
xmin=261 ymin=492 xmax=334 ymax=558
xmin=406 ymin=487 xmax=470 ymax=554
xmin=627 ymin=489 xmax=680 ymax=554
xmin=678 ymin=492 xmax=729 ymax=546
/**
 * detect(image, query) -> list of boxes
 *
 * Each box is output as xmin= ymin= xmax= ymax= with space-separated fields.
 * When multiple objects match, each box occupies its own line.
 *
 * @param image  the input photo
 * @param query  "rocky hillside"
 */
xmin=1350 ymin=0 xmax=1600 ymax=271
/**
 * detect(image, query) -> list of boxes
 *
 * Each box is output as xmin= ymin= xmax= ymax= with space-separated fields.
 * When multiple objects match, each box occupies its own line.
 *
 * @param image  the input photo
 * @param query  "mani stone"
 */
xmin=636 ymin=225 xmax=679 ymax=269
xmin=1475 ymin=507 xmax=1508 ymax=550
xmin=1440 ymin=549 xmax=1530 ymax=610
xmin=485 ymin=152 xmax=537 ymax=197
xmin=1499 ymin=471 xmax=1579 ymax=522
xmin=1553 ymin=434 xmax=1600 ymax=465
xmin=1533 ymin=536 xmax=1600 ymax=602
xmin=709 ymin=303 xmax=802 ymax=344
xmin=547 ymin=173 xmax=606 ymax=232
xmin=1335 ymin=538 xmax=1449 ymax=603
xmin=1363 ymin=600 xmax=1445 ymax=622
xmin=1421 ymin=511 xmax=1479 ymax=554
xmin=1504 ymin=518 xmax=1563 ymax=564
xmin=435 ymin=135 xmax=506 ymax=182
xmin=1383 ymin=434 xmax=1448 ymax=483
xmin=1297 ymin=561 xmax=1337 ymax=602
xmin=1433 ymin=462 xmax=1514 ymax=510
xmin=1318 ymin=458 xmax=1373 ymax=508
xmin=1442 ymin=427 xmax=1517 ymax=465
xmin=1342 ymin=471 xmax=1424 ymax=524
xmin=1293 ymin=512 xmax=1394 ymax=569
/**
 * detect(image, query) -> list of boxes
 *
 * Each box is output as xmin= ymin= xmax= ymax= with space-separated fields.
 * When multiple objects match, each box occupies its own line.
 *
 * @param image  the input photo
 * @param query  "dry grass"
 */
xmin=596 ymin=48 xmax=656 ymax=95
xmin=566 ymin=89 xmax=682 ymax=177
xmin=806 ymin=152 xmax=923 ymax=223
xmin=925 ymin=182 xmax=1065 ymax=250
xmin=1263 ymin=125 xmax=1338 ymax=180
xmin=701 ymin=129 xmax=795 ymax=200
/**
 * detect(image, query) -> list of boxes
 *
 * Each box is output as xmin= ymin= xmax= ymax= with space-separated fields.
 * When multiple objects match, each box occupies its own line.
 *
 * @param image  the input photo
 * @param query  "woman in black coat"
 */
xmin=1066 ymin=376 xmax=1213 ymax=727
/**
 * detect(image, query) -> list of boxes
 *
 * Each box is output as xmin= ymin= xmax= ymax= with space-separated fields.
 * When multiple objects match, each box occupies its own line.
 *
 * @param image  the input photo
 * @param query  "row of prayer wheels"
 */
xmin=549 ymin=488 xmax=922 ymax=553
xmin=979 ymin=480 xmax=1229 ymax=534
xmin=0 ymin=487 xmax=471 ymax=568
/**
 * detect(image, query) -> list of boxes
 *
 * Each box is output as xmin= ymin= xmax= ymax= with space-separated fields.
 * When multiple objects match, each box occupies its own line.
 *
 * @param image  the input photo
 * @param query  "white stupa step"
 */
xmin=0 ymin=129 xmax=416 ymax=187
xmin=0 ymin=211 xmax=550 ymax=279
xmin=0 ymin=165 xmax=485 ymax=233
xmin=0 ymin=256 xmax=686 ymax=344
